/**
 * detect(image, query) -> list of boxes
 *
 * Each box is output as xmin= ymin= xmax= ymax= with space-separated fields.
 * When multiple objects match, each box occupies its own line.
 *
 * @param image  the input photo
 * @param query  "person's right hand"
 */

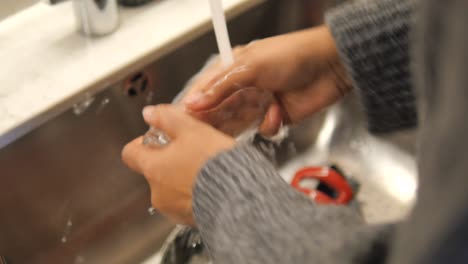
xmin=183 ymin=25 xmax=353 ymax=136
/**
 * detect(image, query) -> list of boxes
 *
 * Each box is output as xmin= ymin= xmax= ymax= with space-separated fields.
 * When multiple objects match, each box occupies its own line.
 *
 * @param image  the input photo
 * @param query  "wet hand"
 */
xmin=121 ymin=105 xmax=235 ymax=225
xmin=183 ymin=25 xmax=353 ymax=136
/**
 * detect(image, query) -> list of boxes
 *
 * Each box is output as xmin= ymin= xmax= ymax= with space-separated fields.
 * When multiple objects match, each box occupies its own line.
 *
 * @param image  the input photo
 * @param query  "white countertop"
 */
xmin=0 ymin=0 xmax=263 ymax=148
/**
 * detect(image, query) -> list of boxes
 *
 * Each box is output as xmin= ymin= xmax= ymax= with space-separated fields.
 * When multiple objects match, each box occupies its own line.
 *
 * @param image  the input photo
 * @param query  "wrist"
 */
xmin=320 ymin=25 xmax=354 ymax=96
xmin=302 ymin=25 xmax=354 ymax=96
xmin=327 ymin=55 xmax=354 ymax=96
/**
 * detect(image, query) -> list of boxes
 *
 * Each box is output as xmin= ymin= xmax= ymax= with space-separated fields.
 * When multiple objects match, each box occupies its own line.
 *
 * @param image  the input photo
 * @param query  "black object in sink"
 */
xmin=118 ymin=0 xmax=153 ymax=7
xmin=160 ymin=228 xmax=209 ymax=264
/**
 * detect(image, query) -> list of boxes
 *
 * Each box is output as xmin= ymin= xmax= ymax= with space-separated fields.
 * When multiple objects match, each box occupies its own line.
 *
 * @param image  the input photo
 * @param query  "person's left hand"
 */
xmin=121 ymin=104 xmax=235 ymax=225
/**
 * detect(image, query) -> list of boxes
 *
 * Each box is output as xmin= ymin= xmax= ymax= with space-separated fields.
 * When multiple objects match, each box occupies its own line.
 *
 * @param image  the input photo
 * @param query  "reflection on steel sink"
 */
xmin=278 ymin=95 xmax=418 ymax=224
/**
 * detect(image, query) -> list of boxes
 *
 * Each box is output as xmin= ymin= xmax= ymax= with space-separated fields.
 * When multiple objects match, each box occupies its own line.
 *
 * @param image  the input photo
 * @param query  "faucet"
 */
xmin=46 ymin=0 xmax=119 ymax=37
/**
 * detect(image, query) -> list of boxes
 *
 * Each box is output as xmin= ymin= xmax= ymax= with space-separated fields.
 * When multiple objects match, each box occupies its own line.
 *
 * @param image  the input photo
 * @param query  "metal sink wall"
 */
xmin=277 ymin=96 xmax=418 ymax=224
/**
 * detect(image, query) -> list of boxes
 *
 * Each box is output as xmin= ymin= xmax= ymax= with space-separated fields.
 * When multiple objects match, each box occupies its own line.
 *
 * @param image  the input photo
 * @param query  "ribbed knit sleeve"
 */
xmin=326 ymin=0 xmax=417 ymax=133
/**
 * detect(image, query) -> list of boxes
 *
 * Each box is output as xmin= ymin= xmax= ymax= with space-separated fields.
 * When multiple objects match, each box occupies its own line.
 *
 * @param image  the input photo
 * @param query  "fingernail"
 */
xmin=143 ymin=106 xmax=156 ymax=120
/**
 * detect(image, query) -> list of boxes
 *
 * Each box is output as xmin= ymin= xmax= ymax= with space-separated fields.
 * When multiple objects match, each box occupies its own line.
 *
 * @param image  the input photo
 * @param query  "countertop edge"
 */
xmin=0 ymin=0 xmax=264 ymax=149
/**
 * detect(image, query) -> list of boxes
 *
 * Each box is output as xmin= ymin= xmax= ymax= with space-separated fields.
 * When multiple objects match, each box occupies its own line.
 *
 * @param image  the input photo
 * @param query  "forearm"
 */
xmin=326 ymin=0 xmax=417 ymax=133
xmin=193 ymin=144 xmax=394 ymax=263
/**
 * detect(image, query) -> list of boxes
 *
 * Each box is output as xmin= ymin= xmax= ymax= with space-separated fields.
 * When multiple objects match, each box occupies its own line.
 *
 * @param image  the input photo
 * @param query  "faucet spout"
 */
xmin=46 ymin=0 xmax=119 ymax=37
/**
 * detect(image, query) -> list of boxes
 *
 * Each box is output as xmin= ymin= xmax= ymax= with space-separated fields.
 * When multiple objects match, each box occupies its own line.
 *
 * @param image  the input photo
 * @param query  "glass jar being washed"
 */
xmin=143 ymin=0 xmax=264 ymax=147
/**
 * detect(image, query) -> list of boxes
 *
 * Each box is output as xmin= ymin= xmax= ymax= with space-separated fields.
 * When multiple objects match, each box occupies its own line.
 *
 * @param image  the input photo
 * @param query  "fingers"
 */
xmin=121 ymin=137 xmax=153 ymax=174
xmin=182 ymin=47 xmax=246 ymax=104
xmin=182 ymin=59 xmax=223 ymax=102
xmin=259 ymin=103 xmax=283 ymax=136
xmin=185 ymin=63 xmax=258 ymax=111
xmin=142 ymin=104 xmax=197 ymax=139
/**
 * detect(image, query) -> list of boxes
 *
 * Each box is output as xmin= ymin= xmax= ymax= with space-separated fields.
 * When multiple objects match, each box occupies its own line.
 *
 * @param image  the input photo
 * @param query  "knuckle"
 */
xmin=233 ymin=45 xmax=247 ymax=54
xmin=150 ymin=105 xmax=169 ymax=126
xmin=151 ymin=194 xmax=169 ymax=214
xmin=121 ymin=145 xmax=129 ymax=161
xmin=150 ymin=193 xmax=161 ymax=210
xmin=152 ymin=104 xmax=166 ymax=116
xmin=121 ymin=143 xmax=134 ymax=164
xmin=142 ymin=163 xmax=158 ymax=182
xmin=140 ymin=161 xmax=152 ymax=178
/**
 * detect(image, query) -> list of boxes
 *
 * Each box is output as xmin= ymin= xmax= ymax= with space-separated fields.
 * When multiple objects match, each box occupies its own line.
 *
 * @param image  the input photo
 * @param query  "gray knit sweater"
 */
xmin=193 ymin=0 xmax=468 ymax=263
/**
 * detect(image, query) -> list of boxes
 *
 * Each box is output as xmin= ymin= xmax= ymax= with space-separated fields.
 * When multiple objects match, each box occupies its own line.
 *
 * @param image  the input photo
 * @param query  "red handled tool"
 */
xmin=291 ymin=166 xmax=355 ymax=205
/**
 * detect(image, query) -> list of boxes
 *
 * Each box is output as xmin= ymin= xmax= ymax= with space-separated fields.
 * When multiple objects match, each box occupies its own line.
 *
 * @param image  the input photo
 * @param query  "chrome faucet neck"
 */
xmin=47 ymin=0 xmax=119 ymax=37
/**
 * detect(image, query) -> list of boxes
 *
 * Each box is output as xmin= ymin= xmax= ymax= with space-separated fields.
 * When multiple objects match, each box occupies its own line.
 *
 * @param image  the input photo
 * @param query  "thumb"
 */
xmin=142 ymin=104 xmax=194 ymax=139
xmin=259 ymin=103 xmax=283 ymax=136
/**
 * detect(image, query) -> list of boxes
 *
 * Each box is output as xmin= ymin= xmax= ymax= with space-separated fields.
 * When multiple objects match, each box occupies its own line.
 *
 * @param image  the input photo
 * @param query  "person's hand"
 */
xmin=183 ymin=25 xmax=353 ymax=136
xmin=121 ymin=105 xmax=235 ymax=225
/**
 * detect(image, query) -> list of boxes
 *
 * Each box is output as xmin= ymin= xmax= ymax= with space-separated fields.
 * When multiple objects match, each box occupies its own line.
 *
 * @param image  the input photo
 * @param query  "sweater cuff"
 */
xmin=325 ymin=0 xmax=417 ymax=133
xmin=192 ymin=144 xmax=288 ymax=249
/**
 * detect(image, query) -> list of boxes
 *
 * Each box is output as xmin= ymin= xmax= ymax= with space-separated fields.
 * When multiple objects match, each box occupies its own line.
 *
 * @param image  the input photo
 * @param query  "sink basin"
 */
xmin=277 ymin=96 xmax=417 ymax=224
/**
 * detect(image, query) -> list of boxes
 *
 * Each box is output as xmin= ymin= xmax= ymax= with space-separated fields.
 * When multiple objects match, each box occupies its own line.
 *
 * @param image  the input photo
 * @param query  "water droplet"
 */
xmin=100 ymin=97 xmax=110 ymax=106
xmin=148 ymin=207 xmax=156 ymax=216
xmin=143 ymin=128 xmax=171 ymax=146
xmin=61 ymin=216 xmax=73 ymax=243
xmin=287 ymin=142 xmax=297 ymax=156
xmin=349 ymin=140 xmax=359 ymax=149
xmin=145 ymin=90 xmax=154 ymax=104
xmin=73 ymin=94 xmax=95 ymax=116
xmin=96 ymin=97 xmax=111 ymax=113
xmin=75 ymin=255 xmax=85 ymax=263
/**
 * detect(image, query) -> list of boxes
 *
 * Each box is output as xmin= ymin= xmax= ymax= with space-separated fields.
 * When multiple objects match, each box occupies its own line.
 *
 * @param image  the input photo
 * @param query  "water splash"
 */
xmin=287 ymin=142 xmax=298 ymax=157
xmin=61 ymin=216 xmax=73 ymax=243
xmin=349 ymin=138 xmax=370 ymax=156
xmin=96 ymin=97 xmax=110 ymax=113
xmin=74 ymin=255 xmax=85 ymax=264
xmin=73 ymin=94 xmax=95 ymax=116
xmin=148 ymin=207 xmax=156 ymax=216
xmin=143 ymin=128 xmax=171 ymax=146
xmin=145 ymin=90 xmax=154 ymax=104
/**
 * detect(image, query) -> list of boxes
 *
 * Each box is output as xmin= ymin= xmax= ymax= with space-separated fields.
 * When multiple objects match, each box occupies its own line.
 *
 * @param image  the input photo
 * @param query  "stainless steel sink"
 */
xmin=0 ymin=0 xmax=417 ymax=263
xmin=277 ymin=96 xmax=418 ymax=224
